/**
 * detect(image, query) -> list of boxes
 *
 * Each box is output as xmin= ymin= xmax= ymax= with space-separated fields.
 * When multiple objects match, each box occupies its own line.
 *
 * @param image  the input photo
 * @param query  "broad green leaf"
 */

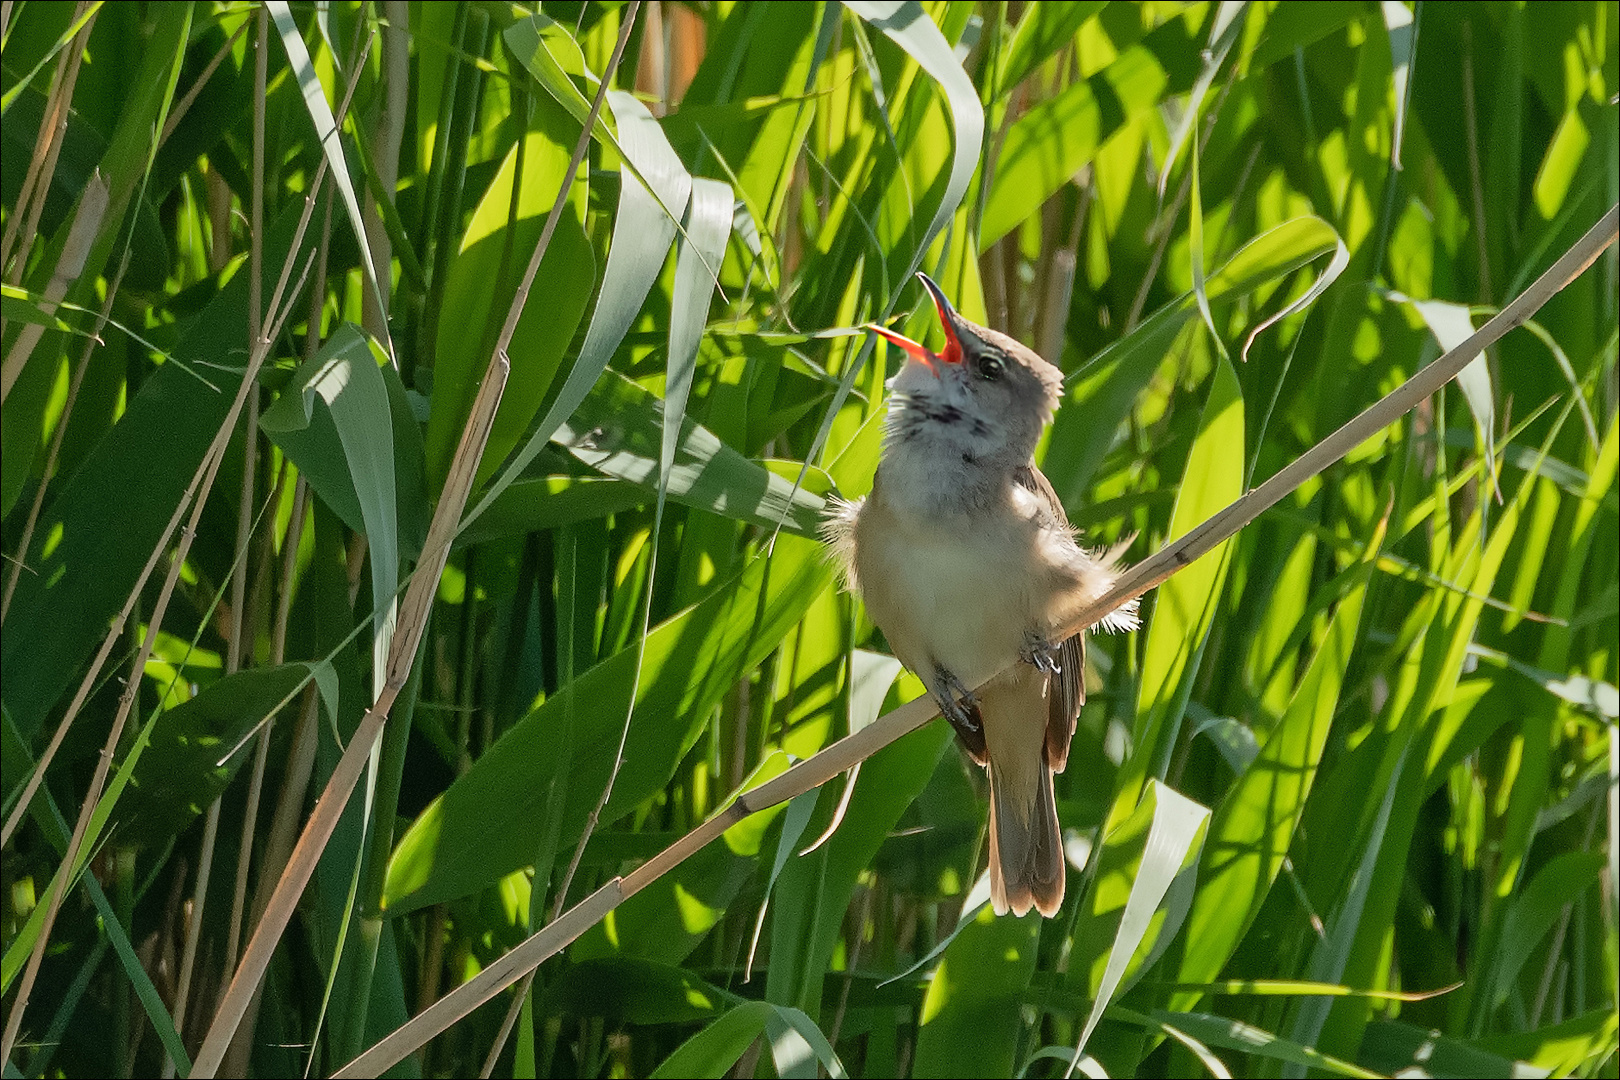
xmin=767 ymin=584 xmax=849 ymax=768
xmin=503 ymin=14 xmax=598 ymax=130
xmin=1484 ymin=850 xmax=1605 ymax=1014
xmin=1311 ymin=428 xmax=1555 ymax=1061
xmin=1045 ymin=294 xmax=1195 ymax=506
xmin=1245 ymin=1 xmax=1367 ymax=70
xmin=261 ymin=324 xmax=402 ymax=693
xmin=2 ymin=206 xmax=303 ymax=739
xmin=383 ymin=534 xmax=832 ymax=913
xmin=1070 ymin=781 xmax=1211 ymax=1059
xmin=465 ymin=89 xmax=691 ymax=530
xmin=610 ymin=177 xmax=735 ymax=796
xmin=9 ymin=3 xmax=1618 ymax=1074
xmin=1243 ymin=522 xmax=1320 ymax=723
xmin=1203 ymin=217 xmax=1344 ymax=300
xmin=980 ymin=23 xmax=1200 ymax=246
xmin=2 ymin=2 xmax=191 ymax=515
xmin=1141 ymin=1010 xmax=1380 ymax=1079
xmin=122 ymin=662 xmax=338 ymax=841
xmin=741 ymin=787 xmax=818 ymax=980
xmin=1045 ymin=216 xmax=1340 ymax=503
xmin=650 ymin=1001 xmax=847 ymax=1080
xmin=1482 ymin=4 xmax=1526 ymax=277
xmin=554 ymin=371 xmax=829 ymax=537
xmin=543 ymin=958 xmax=725 ymax=1026
xmin=572 ymin=752 xmax=793 ymax=967
xmin=0 ymin=283 xmax=81 ymax=335
xmin=1477 ymin=1009 xmax=1620 ymax=1077
xmin=503 ymin=13 xmax=690 ymax=234
xmin=846 ymin=1 xmax=984 ymax=266
xmin=1288 ymin=584 xmax=1442 ymax=1056
xmin=1360 ymin=1019 xmax=1551 ymax=1079
xmin=261 ymin=327 xmax=429 ymax=563
xmin=1001 ymin=2 xmax=1107 ymax=92
xmin=1172 ymin=542 xmax=1375 ymax=1009
xmin=651 ymin=1001 xmax=779 ymax=1079
xmin=661 ymin=178 xmax=734 ymax=506
xmin=1492 ymin=414 xmax=1619 ymax=980
xmin=764 ymin=1004 xmax=848 ymax=1080
xmin=1532 ymin=106 xmax=1593 ymax=221
xmin=913 ymin=900 xmax=1040 ymax=1079
xmin=1237 ymin=231 xmax=1348 ymax=364
xmin=1113 ymin=355 xmax=1243 ymax=831
xmin=423 ymin=115 xmax=594 ymax=494
xmin=569 ymin=837 xmax=757 ymax=966
xmin=454 ymin=476 xmax=647 ymax=546
xmin=765 ymin=718 xmax=952 ymax=1015
xmin=0 ymin=2 xmax=104 ymax=115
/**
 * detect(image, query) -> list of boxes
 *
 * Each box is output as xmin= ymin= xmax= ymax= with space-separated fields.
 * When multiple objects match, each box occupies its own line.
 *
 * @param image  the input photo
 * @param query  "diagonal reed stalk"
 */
xmin=0 ymin=13 xmax=250 ymax=626
xmin=0 ymin=190 xmax=320 ymax=1071
xmin=0 ymin=0 xmax=93 ymax=285
xmin=186 ymin=7 xmax=643 ymax=1075
xmin=0 ymin=15 xmax=373 ymax=1062
xmin=331 ymin=202 xmax=1618 ymax=1080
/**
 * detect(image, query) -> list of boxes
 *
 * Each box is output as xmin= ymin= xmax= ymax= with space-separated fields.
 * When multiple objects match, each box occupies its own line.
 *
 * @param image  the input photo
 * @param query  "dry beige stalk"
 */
xmin=0 ymin=172 xmax=106 ymax=401
xmin=188 ymin=7 xmax=642 ymax=1073
xmin=0 ymin=21 xmax=371 ymax=1063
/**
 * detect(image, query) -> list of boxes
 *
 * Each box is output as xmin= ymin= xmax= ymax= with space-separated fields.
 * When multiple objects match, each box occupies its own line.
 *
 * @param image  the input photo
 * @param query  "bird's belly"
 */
xmin=856 ymin=510 xmax=1032 ymax=687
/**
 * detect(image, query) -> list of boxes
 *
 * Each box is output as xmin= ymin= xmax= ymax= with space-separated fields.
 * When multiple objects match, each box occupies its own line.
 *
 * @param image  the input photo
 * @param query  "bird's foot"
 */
xmin=931 ymin=664 xmax=986 ymax=761
xmin=931 ymin=665 xmax=980 ymax=731
xmin=1021 ymin=632 xmax=1062 ymax=675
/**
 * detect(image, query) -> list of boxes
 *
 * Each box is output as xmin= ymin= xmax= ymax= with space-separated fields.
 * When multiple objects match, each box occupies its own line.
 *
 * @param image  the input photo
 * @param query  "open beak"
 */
xmin=863 ymin=272 xmax=965 ymax=373
xmin=913 ymin=273 xmax=964 ymax=366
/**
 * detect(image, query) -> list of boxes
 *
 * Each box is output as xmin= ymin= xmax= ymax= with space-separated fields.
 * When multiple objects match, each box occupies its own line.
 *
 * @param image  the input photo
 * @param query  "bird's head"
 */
xmin=866 ymin=273 xmax=1063 ymax=469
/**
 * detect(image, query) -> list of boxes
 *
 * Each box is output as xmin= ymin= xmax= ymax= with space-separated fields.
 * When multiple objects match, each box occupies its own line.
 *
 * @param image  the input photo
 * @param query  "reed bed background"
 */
xmin=1 ymin=2 xmax=1616 ymax=1077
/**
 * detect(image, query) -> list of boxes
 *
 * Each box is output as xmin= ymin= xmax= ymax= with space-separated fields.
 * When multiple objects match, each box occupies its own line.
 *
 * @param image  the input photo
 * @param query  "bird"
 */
xmin=823 ymin=272 xmax=1137 ymax=917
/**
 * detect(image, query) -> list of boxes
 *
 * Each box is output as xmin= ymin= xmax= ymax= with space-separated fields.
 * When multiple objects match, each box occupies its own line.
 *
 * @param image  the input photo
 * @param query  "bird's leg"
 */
xmin=929 ymin=663 xmax=986 ymax=763
xmin=1021 ymin=631 xmax=1063 ymax=676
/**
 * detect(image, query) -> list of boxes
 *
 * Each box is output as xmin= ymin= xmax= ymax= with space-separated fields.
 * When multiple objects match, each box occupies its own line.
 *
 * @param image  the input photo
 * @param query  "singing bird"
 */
xmin=824 ymin=273 xmax=1137 ymax=917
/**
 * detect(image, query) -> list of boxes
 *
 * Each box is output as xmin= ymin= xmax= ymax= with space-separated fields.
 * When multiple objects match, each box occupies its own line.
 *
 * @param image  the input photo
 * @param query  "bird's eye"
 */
xmin=977 ymin=355 xmax=1005 ymax=381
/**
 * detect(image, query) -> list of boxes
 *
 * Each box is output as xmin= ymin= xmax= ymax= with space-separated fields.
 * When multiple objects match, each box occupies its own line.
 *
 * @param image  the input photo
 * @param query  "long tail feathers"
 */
xmin=987 ymin=759 xmax=1064 ymax=917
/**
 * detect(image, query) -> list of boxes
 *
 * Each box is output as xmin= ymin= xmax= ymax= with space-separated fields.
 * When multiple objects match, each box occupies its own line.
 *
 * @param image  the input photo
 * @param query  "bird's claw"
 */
xmin=929 ymin=663 xmax=987 ymax=764
xmin=931 ymin=665 xmax=981 ymax=732
xmin=1022 ymin=632 xmax=1062 ymax=675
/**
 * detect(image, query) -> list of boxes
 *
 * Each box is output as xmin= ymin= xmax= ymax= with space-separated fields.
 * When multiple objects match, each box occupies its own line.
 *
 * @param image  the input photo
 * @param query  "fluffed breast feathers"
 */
xmin=820 ymin=494 xmax=865 ymax=592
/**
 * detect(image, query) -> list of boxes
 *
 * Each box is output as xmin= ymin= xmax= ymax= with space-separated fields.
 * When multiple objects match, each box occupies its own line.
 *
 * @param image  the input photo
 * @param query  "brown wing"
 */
xmin=1014 ymin=463 xmax=1085 ymax=774
xmin=1046 ymin=634 xmax=1083 ymax=773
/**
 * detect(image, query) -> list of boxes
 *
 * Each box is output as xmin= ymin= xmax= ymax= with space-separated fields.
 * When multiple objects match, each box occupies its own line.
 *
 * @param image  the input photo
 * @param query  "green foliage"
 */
xmin=1 ymin=2 xmax=1615 ymax=1078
